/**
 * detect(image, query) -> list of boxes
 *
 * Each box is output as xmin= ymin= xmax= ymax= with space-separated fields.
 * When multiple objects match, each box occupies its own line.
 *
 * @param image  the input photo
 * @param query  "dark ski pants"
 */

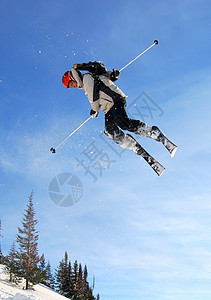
xmin=104 ymin=99 xmax=163 ymax=154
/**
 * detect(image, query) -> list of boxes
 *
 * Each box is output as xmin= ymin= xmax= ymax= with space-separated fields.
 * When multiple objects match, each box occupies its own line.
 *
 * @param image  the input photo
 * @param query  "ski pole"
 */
xmin=119 ymin=40 xmax=158 ymax=72
xmin=50 ymin=116 xmax=92 ymax=153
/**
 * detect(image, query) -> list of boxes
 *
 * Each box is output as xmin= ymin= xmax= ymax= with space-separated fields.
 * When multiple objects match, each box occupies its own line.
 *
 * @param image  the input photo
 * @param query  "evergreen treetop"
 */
xmin=16 ymin=191 xmax=44 ymax=289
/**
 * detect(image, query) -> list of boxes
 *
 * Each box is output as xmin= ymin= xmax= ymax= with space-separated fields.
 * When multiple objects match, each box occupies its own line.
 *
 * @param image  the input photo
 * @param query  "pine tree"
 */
xmin=16 ymin=191 xmax=43 ymax=289
xmin=73 ymin=259 xmax=78 ymax=292
xmin=36 ymin=254 xmax=49 ymax=286
xmin=55 ymin=258 xmax=64 ymax=292
xmin=0 ymin=220 xmax=3 ymax=264
xmin=96 ymin=294 xmax=100 ymax=300
xmin=56 ymin=253 xmax=100 ymax=300
xmin=83 ymin=265 xmax=89 ymax=297
xmin=0 ymin=246 xmax=3 ymax=264
xmin=76 ymin=263 xmax=83 ymax=297
xmin=62 ymin=252 xmax=72 ymax=298
xmin=5 ymin=242 xmax=21 ymax=283
xmin=68 ymin=261 xmax=75 ymax=298
xmin=55 ymin=252 xmax=74 ymax=298
xmin=35 ymin=256 xmax=54 ymax=290
xmin=44 ymin=261 xmax=55 ymax=290
xmin=0 ymin=248 xmax=3 ymax=264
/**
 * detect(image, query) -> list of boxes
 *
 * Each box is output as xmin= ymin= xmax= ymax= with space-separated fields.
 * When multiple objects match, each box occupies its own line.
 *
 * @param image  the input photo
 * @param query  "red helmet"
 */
xmin=62 ymin=71 xmax=76 ymax=88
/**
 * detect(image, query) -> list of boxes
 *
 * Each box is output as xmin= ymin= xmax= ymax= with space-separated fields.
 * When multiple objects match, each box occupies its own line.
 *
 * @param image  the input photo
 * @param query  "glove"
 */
xmin=110 ymin=69 xmax=120 ymax=82
xmin=90 ymin=109 xmax=99 ymax=118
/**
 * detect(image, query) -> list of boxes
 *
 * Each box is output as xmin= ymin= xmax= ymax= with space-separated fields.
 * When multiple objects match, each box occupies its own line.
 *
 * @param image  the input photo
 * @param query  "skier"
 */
xmin=62 ymin=61 xmax=177 ymax=175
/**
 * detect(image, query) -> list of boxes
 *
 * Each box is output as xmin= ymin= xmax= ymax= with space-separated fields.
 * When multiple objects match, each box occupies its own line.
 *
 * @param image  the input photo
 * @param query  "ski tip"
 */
xmin=170 ymin=146 xmax=177 ymax=158
xmin=159 ymin=167 xmax=165 ymax=176
xmin=153 ymin=163 xmax=165 ymax=176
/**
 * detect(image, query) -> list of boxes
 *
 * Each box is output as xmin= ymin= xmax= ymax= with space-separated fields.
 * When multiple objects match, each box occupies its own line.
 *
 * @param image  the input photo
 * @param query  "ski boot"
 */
xmin=151 ymin=126 xmax=177 ymax=158
xmin=136 ymin=147 xmax=165 ymax=176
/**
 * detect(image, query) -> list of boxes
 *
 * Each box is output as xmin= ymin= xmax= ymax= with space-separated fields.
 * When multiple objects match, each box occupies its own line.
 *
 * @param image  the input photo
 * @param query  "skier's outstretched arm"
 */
xmin=73 ymin=61 xmax=120 ymax=82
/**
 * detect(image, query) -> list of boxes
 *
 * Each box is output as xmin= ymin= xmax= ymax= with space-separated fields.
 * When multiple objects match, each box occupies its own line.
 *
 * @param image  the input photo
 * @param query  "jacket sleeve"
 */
xmin=83 ymin=74 xmax=100 ymax=113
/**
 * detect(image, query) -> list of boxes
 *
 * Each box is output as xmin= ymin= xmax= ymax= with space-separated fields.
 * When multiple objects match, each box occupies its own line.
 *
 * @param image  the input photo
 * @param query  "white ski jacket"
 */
xmin=71 ymin=68 xmax=126 ymax=114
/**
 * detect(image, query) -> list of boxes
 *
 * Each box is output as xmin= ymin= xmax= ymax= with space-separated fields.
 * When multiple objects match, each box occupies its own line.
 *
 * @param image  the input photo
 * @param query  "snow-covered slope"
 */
xmin=0 ymin=264 xmax=67 ymax=300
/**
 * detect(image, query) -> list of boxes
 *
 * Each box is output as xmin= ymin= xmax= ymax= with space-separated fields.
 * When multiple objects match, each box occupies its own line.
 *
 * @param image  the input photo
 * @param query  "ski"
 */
xmin=161 ymin=135 xmax=178 ymax=158
xmin=137 ymin=147 xmax=165 ymax=176
xmin=151 ymin=126 xmax=178 ymax=158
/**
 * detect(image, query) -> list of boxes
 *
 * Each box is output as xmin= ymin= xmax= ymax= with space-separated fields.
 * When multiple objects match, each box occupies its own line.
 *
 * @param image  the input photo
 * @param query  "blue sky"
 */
xmin=1 ymin=0 xmax=211 ymax=299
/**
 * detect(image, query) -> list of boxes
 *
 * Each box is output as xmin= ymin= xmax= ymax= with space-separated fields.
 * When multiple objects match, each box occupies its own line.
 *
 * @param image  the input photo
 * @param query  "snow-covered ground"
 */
xmin=0 ymin=264 xmax=67 ymax=300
